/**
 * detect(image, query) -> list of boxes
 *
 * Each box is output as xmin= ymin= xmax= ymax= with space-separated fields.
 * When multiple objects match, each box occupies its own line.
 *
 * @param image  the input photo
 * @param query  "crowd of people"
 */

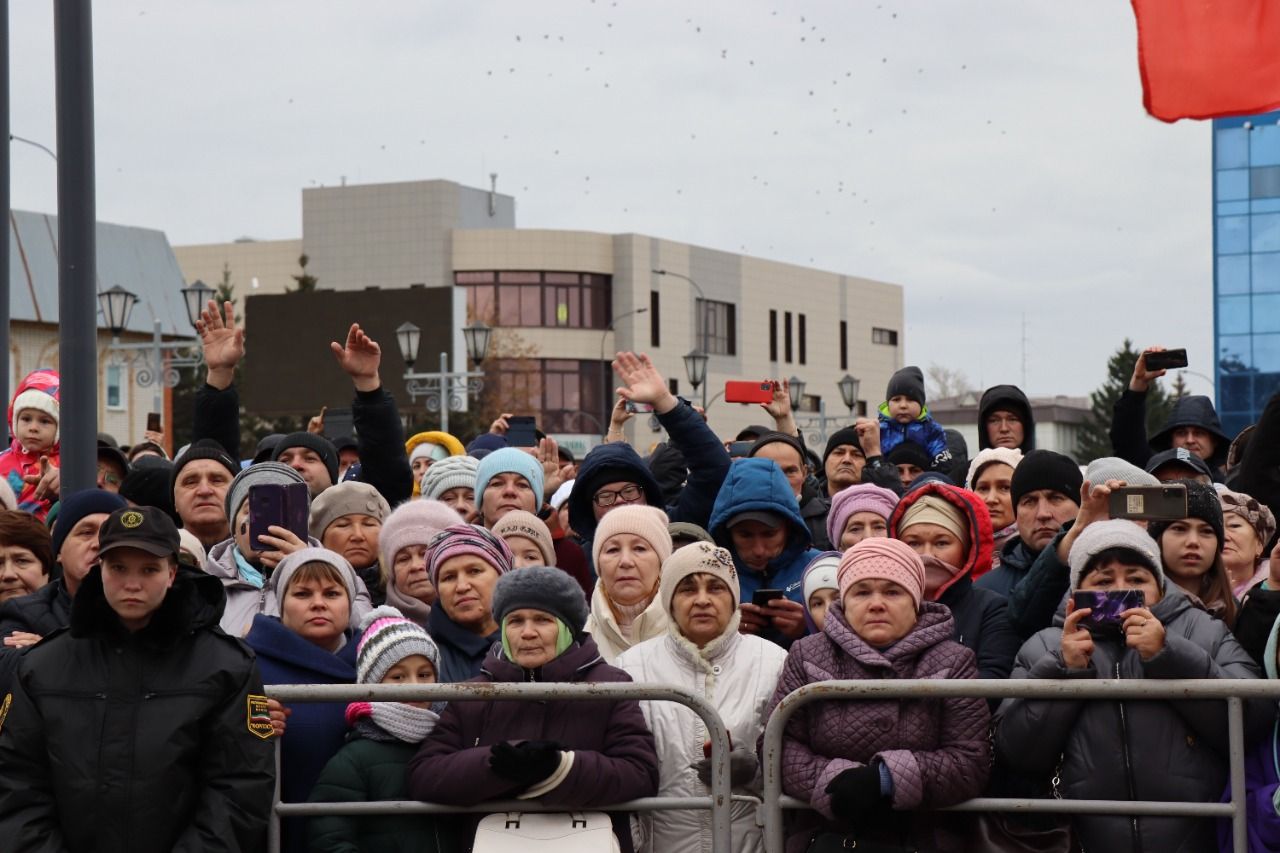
xmin=1 ymin=303 xmax=1280 ymax=852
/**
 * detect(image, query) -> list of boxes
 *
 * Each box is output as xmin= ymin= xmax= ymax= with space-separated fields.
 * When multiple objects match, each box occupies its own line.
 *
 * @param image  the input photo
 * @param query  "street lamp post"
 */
xmin=99 ymin=281 xmax=209 ymax=414
xmin=653 ymin=269 xmax=711 ymax=406
xmin=789 ymin=374 xmax=862 ymax=448
xmin=683 ymin=349 xmax=709 ymax=407
xmin=397 ymin=321 xmax=492 ymax=434
xmin=837 ymin=374 xmax=861 ymax=417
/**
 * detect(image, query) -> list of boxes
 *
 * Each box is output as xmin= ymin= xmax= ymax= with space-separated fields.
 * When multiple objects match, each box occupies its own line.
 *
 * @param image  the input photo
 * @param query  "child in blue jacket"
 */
xmin=878 ymin=365 xmax=951 ymax=470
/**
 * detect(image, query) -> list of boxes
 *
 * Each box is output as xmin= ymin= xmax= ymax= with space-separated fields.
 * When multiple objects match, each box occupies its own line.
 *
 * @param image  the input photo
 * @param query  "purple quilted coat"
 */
xmin=765 ymin=600 xmax=990 ymax=853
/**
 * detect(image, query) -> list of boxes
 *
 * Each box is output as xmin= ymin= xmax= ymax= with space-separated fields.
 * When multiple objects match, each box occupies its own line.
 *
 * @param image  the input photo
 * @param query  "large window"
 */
xmin=872 ymin=327 xmax=899 ymax=346
xmin=696 ymin=298 xmax=736 ymax=355
xmin=106 ymin=365 xmax=124 ymax=409
xmin=489 ymin=358 xmax=610 ymax=434
xmin=457 ymin=271 xmax=611 ymax=329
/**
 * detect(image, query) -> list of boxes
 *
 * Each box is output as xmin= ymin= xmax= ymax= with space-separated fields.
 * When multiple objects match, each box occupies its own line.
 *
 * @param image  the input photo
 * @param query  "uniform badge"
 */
xmin=247 ymin=694 xmax=273 ymax=739
xmin=121 ymin=510 xmax=144 ymax=529
xmin=0 ymin=692 xmax=10 ymax=734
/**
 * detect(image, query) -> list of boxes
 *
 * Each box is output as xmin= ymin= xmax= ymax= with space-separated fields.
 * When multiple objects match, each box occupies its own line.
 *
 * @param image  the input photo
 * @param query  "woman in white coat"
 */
xmin=617 ymin=542 xmax=786 ymax=853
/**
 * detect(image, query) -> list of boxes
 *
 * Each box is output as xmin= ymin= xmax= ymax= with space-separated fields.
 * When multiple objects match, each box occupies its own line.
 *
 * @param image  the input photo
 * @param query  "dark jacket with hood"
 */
xmin=1228 ymin=389 xmax=1280 ymax=551
xmin=1111 ymin=391 xmax=1231 ymax=478
xmin=0 ymin=575 xmax=73 ymax=695
xmin=427 ymin=601 xmax=500 ymax=684
xmin=1001 ymin=522 xmax=1079 ymax=641
xmin=995 ymin=586 xmax=1263 ymax=853
xmin=709 ymin=458 xmax=821 ymax=646
xmin=978 ymin=385 xmax=1037 ymax=452
xmin=244 ymin=614 xmax=358 ymax=853
xmin=799 ymin=478 xmax=833 ymax=550
xmin=0 ymin=566 xmax=275 ymax=853
xmin=407 ymin=637 xmax=659 ymax=853
xmin=889 ymin=481 xmax=1019 ymax=681
xmin=974 ymin=533 xmax=1040 ymax=599
xmin=195 ymin=382 xmax=415 ymax=506
xmin=568 ymin=400 xmax=731 ymax=549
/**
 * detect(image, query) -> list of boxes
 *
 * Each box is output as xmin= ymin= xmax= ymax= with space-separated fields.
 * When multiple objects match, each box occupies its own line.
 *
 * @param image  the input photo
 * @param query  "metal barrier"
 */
xmin=761 ymin=678 xmax=1280 ymax=853
xmin=265 ymin=681 xmax=735 ymax=853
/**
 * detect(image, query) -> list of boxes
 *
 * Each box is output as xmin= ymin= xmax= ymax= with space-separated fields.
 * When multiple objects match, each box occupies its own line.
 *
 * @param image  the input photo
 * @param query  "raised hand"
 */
xmin=1130 ymin=347 xmax=1168 ymax=393
xmin=329 ymin=324 xmax=381 ymax=392
xmin=612 ymin=352 xmax=678 ymax=415
xmin=308 ymin=406 xmax=327 ymax=435
xmin=196 ymin=300 xmax=245 ymax=389
xmin=1060 ymin=601 xmax=1095 ymax=670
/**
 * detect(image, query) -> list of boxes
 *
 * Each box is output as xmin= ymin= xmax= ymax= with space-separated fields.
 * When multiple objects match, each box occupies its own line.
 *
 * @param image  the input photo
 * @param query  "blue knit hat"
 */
xmin=474 ymin=447 xmax=544 ymax=509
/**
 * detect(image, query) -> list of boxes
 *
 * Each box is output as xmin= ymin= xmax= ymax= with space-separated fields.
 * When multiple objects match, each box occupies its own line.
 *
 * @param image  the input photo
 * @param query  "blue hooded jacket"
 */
xmin=877 ymin=402 xmax=951 ymax=468
xmin=709 ymin=458 xmax=820 ymax=644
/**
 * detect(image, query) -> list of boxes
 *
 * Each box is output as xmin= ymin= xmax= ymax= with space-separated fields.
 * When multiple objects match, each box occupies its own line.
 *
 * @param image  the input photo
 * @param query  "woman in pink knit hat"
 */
xmin=764 ymin=537 xmax=989 ymax=853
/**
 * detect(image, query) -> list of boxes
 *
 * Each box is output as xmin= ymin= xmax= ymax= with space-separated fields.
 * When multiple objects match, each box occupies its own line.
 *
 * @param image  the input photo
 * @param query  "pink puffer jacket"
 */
xmin=765 ymin=600 xmax=990 ymax=853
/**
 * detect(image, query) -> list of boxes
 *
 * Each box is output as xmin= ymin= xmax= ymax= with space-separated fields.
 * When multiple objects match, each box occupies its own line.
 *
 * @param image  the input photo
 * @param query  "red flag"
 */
xmin=1132 ymin=0 xmax=1280 ymax=122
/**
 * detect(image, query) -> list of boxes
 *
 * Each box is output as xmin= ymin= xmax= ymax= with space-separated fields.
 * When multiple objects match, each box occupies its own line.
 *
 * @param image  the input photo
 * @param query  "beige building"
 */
xmin=174 ymin=179 xmax=905 ymax=448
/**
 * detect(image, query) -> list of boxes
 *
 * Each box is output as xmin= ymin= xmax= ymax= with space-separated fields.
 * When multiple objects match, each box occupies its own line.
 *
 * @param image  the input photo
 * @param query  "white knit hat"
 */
xmin=965 ymin=447 xmax=1023 ymax=489
xmin=420 ymin=455 xmax=479 ymax=502
xmin=1083 ymin=457 xmax=1159 ymax=488
xmin=1067 ymin=519 xmax=1164 ymax=591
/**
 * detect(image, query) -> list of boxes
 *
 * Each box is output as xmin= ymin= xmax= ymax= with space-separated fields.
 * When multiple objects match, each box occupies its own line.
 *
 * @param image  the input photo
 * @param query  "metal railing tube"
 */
xmin=1228 ymin=696 xmax=1248 ymax=853
xmin=265 ymin=680 xmax=733 ymax=853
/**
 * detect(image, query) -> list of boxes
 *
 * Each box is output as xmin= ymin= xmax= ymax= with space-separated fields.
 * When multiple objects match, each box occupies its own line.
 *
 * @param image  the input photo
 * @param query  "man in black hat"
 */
xmin=0 ymin=505 xmax=275 ymax=852
xmin=1146 ymin=447 xmax=1213 ymax=484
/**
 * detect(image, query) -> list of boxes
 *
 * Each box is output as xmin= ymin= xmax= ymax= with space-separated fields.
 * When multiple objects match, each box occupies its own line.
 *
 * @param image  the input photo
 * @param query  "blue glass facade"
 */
xmin=1214 ymin=112 xmax=1280 ymax=437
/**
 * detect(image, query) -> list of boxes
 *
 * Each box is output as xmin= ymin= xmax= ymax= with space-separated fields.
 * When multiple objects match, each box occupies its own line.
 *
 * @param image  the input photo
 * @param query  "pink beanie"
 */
xmin=427 ymin=524 xmax=514 ymax=586
xmin=592 ymin=505 xmax=673 ymax=567
xmin=826 ymin=483 xmax=900 ymax=548
xmin=836 ymin=537 xmax=926 ymax=609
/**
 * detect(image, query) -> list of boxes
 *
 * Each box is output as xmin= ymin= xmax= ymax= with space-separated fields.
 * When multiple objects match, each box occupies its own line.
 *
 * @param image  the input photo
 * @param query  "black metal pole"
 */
xmin=0 ymin=0 xmax=10 ymax=421
xmin=54 ymin=0 xmax=96 ymax=496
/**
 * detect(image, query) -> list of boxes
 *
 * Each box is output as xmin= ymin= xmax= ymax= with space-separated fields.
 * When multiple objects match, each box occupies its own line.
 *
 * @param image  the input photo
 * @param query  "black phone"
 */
xmin=1108 ymin=484 xmax=1188 ymax=521
xmin=146 ymin=412 xmax=162 ymax=433
xmin=727 ymin=441 xmax=755 ymax=458
xmin=752 ymin=588 xmax=785 ymax=607
xmin=507 ymin=416 xmax=538 ymax=447
xmin=1144 ymin=349 xmax=1188 ymax=372
xmin=1073 ymin=589 xmax=1145 ymax=629
xmin=248 ymin=483 xmax=310 ymax=552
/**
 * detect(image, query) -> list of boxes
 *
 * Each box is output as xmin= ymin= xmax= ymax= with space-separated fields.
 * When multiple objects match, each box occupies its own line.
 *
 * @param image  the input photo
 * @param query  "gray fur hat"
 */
xmin=490 ymin=566 xmax=589 ymax=636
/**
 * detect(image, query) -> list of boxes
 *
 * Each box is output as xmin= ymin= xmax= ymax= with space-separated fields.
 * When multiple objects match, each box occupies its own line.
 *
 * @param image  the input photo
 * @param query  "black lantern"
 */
xmin=395 ymin=321 xmax=421 ymax=369
xmin=98 ymin=285 xmax=138 ymax=336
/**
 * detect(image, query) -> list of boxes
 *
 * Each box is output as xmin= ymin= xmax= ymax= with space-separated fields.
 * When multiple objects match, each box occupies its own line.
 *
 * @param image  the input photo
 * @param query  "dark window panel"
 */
xmin=769 ymin=309 xmax=778 ymax=361
xmin=798 ymin=314 xmax=807 ymax=365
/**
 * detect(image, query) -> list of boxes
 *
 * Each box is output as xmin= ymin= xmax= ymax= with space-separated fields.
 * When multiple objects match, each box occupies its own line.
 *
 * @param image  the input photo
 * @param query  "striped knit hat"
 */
xmin=355 ymin=605 xmax=441 ymax=685
xmin=427 ymin=524 xmax=514 ymax=587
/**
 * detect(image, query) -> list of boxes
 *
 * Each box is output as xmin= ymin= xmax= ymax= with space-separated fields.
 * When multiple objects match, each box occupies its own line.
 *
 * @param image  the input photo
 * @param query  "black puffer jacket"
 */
xmin=0 ymin=567 xmax=276 ymax=853
xmin=0 ymin=576 xmax=72 ymax=694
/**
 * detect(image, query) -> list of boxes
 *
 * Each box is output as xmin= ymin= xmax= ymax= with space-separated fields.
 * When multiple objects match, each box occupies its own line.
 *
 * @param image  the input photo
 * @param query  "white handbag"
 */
xmin=472 ymin=811 xmax=622 ymax=853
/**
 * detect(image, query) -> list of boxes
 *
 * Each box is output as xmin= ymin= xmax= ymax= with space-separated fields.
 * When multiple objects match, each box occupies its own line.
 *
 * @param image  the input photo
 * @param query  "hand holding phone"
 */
xmin=752 ymin=588 xmax=785 ymax=607
xmin=725 ymin=381 xmax=775 ymax=405
xmin=1072 ymin=590 xmax=1145 ymax=630
xmin=249 ymin=483 xmax=310 ymax=552
xmin=506 ymin=416 xmax=538 ymax=447
xmin=1143 ymin=348 xmax=1188 ymax=372
xmin=1108 ymin=485 xmax=1188 ymax=521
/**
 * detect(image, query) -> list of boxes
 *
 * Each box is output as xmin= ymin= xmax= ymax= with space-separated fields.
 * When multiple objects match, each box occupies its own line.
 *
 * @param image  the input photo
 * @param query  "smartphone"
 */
xmin=506 ymin=416 xmax=538 ymax=447
xmin=625 ymin=401 xmax=655 ymax=414
xmin=1144 ymin=349 xmax=1188 ymax=372
xmin=248 ymin=483 xmax=310 ymax=552
xmin=752 ymin=588 xmax=785 ymax=607
xmin=725 ymin=380 xmax=775 ymax=405
xmin=1108 ymin=484 xmax=1188 ymax=521
xmin=727 ymin=441 xmax=755 ymax=458
xmin=1073 ymin=590 xmax=1145 ymax=629
xmin=146 ymin=412 xmax=162 ymax=433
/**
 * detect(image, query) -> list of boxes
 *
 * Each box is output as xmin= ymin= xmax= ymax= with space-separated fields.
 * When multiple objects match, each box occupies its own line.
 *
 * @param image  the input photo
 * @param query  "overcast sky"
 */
xmin=8 ymin=1 xmax=1213 ymax=399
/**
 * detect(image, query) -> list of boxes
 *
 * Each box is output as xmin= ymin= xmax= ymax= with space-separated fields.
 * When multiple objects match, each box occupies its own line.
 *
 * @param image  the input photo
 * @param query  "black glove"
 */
xmin=488 ymin=740 xmax=564 ymax=787
xmin=824 ymin=764 xmax=885 ymax=822
xmin=691 ymin=746 xmax=759 ymax=787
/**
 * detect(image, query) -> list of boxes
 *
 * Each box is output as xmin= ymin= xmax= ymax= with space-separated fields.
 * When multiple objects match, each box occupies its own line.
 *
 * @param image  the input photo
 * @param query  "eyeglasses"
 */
xmin=97 ymin=467 xmax=122 ymax=487
xmin=592 ymin=483 xmax=642 ymax=508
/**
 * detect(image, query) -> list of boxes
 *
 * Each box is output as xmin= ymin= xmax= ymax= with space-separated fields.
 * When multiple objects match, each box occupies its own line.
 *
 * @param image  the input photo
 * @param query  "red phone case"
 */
xmin=725 ymin=380 xmax=774 ymax=404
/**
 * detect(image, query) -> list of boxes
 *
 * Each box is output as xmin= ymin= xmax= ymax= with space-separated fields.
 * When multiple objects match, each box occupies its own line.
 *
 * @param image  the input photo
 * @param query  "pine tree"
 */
xmin=216 ymin=262 xmax=236 ymax=307
xmin=1076 ymin=339 xmax=1175 ymax=462
xmin=289 ymin=254 xmax=318 ymax=293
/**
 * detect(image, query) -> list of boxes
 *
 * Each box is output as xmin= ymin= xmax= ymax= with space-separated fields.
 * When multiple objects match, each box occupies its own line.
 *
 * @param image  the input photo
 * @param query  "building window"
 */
xmin=106 ymin=365 xmax=124 ymax=409
xmin=668 ymin=378 xmax=679 ymax=396
xmin=784 ymin=312 xmax=793 ymax=363
xmin=490 ymin=358 xmax=610 ymax=434
xmin=769 ymin=310 xmax=778 ymax=361
xmin=872 ymin=327 xmax=899 ymax=346
xmin=457 ymin=271 xmax=612 ymax=330
xmin=798 ymin=314 xmax=807 ymax=365
xmin=839 ymin=321 xmax=848 ymax=370
xmin=696 ymin=299 xmax=736 ymax=355
xmin=650 ymin=290 xmax=660 ymax=347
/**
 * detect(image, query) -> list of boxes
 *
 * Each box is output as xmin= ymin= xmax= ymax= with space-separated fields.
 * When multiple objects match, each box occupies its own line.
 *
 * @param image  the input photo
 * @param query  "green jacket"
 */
xmin=309 ymin=736 xmax=458 ymax=853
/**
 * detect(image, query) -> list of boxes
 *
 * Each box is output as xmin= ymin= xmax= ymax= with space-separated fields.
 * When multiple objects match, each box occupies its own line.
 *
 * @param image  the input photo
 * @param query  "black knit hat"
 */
xmin=491 ymin=565 xmax=589 ymax=636
xmin=1010 ymin=449 xmax=1083 ymax=508
xmin=824 ymin=427 xmax=863 ymax=463
xmin=886 ymin=366 xmax=926 ymax=406
xmin=272 ymin=432 xmax=339 ymax=487
xmin=51 ymin=489 xmax=127 ymax=559
xmin=887 ymin=441 xmax=931 ymax=471
xmin=1148 ymin=480 xmax=1225 ymax=546
xmin=170 ymin=439 xmax=239 ymax=500
xmin=748 ymin=431 xmax=807 ymax=465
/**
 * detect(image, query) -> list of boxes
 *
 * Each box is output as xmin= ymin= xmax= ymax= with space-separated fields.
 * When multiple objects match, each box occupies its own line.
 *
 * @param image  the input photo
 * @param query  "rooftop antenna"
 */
xmin=340 ymin=175 xmax=347 ymax=187
xmin=489 ymin=172 xmax=498 ymax=217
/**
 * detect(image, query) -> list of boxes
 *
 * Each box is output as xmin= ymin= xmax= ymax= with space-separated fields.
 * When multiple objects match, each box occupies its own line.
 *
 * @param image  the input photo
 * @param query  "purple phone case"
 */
xmin=249 ymin=483 xmax=310 ymax=551
xmin=1073 ymin=589 xmax=1145 ymax=628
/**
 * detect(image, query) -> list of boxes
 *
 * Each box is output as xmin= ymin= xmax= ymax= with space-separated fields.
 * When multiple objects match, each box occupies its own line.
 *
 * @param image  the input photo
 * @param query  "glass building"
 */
xmin=1214 ymin=112 xmax=1280 ymax=437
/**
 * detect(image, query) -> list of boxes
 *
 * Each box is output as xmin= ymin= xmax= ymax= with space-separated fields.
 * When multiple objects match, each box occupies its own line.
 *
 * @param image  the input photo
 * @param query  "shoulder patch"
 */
xmin=247 ymin=693 xmax=273 ymax=740
xmin=0 ymin=692 xmax=10 ymax=734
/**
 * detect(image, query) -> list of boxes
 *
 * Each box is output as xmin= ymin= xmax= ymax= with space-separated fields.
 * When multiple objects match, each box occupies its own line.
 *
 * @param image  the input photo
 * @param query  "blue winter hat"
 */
xmin=467 ymin=433 xmax=509 ymax=455
xmin=474 ymin=447 xmax=544 ymax=510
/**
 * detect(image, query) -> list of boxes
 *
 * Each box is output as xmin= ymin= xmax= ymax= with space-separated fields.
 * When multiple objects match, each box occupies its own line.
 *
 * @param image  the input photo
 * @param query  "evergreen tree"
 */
xmin=1076 ymin=339 xmax=1175 ymax=462
xmin=290 ymin=254 xmax=318 ymax=293
xmin=216 ymin=262 xmax=236 ymax=307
